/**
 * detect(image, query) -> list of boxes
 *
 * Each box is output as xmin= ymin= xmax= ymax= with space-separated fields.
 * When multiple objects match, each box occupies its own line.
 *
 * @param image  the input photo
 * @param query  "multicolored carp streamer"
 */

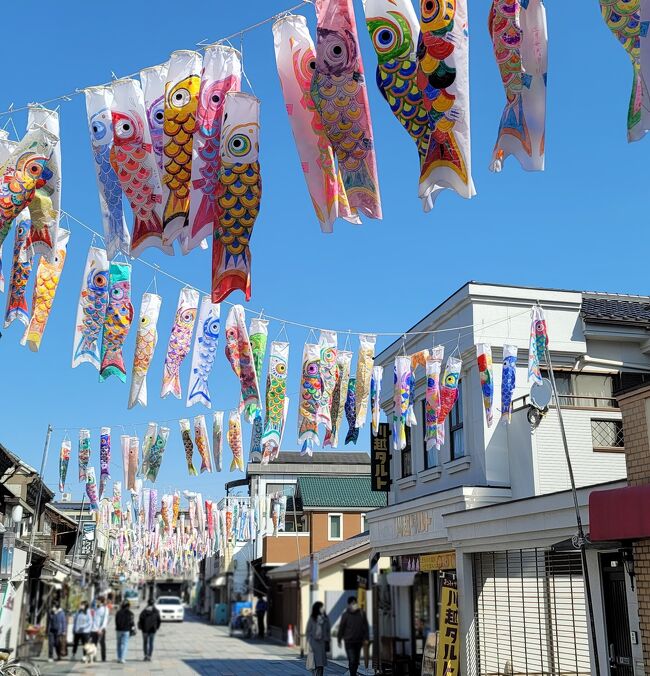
xmin=528 ymin=305 xmax=547 ymax=385
xmin=425 ymin=347 xmax=444 ymax=449
xmin=354 ymin=334 xmax=376 ymax=429
xmin=298 ymin=342 xmax=322 ymax=455
xmin=25 ymin=106 xmax=62 ymax=260
xmin=180 ymin=418 xmax=197 ymax=476
xmin=261 ymin=341 xmax=289 ymax=463
xmin=85 ymin=87 xmax=129 ymax=259
xmin=272 ymin=14 xmax=358 ymax=233
xmin=172 ymin=492 xmax=180 ymax=529
xmin=127 ymin=436 xmax=138 ymax=491
xmin=128 ymin=292 xmax=162 ymax=408
xmin=187 ymin=296 xmax=220 ymax=408
xmin=324 ymin=350 xmax=352 ymax=448
xmin=22 ymin=228 xmax=69 ymax=351
xmin=59 ymin=438 xmax=71 ymax=493
xmin=344 ymin=376 xmax=359 ymax=445
xmin=120 ymin=435 xmax=130 ymax=490
xmin=489 ymin=0 xmax=548 ymax=171
xmin=476 ymin=344 xmax=494 ymax=428
xmin=600 ymin=0 xmax=650 ymax=142
xmin=0 ymin=126 xmax=56 ymax=251
xmin=311 ymin=0 xmax=382 ymax=220
xmin=145 ymin=425 xmax=169 ymax=483
xmin=162 ymin=50 xmax=202 ymax=245
xmin=501 ymin=344 xmax=518 ymax=423
xmin=363 ymin=0 xmax=435 ymax=211
xmin=161 ymin=286 xmax=199 ymax=399
xmin=187 ymin=45 xmax=241 ymax=253
xmin=79 ymin=429 xmax=91 ymax=482
xmin=370 ymin=365 xmax=384 ymax=435
xmin=0 ymin=243 xmax=4 ymax=294
xmin=86 ymin=467 xmax=99 ymax=512
xmin=224 ymin=305 xmax=261 ymax=421
xmin=110 ymin=78 xmax=169 ymax=256
xmin=194 ymin=415 xmax=212 ymax=473
xmin=393 ymin=356 xmax=410 ymax=451
xmin=140 ymin=422 xmax=158 ymax=477
xmin=148 ymin=489 xmax=157 ymax=531
xmin=212 ymin=92 xmax=262 ymax=303
xmin=161 ymin=494 xmax=172 ymax=534
xmin=99 ymin=262 xmax=134 ymax=382
xmin=140 ymin=62 xmax=169 ymax=173
xmin=4 ymin=211 xmax=33 ymax=329
xmin=71 ymin=246 xmax=109 ymax=369
xmin=99 ymin=426 xmax=111 ymax=499
xmin=438 ymin=356 xmax=462 ymax=437
xmin=212 ymin=411 xmax=224 ymax=472
xmin=416 ymin=0 xmax=475 ymax=208
xmin=317 ymin=330 xmax=338 ymax=431
xmin=228 ymin=410 xmax=244 ymax=472
xmin=112 ymin=481 xmax=122 ymax=526
xmin=250 ymin=413 xmax=263 ymax=461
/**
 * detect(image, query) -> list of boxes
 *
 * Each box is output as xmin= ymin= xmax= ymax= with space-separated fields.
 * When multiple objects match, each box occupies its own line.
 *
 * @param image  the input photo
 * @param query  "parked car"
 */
xmin=123 ymin=589 xmax=140 ymax=609
xmin=155 ymin=596 xmax=184 ymax=622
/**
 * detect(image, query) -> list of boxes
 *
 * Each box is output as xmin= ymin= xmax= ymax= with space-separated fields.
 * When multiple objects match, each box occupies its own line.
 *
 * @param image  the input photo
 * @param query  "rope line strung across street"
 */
xmin=0 ymin=0 xmax=314 ymax=118
xmin=61 ymin=209 xmax=533 ymax=338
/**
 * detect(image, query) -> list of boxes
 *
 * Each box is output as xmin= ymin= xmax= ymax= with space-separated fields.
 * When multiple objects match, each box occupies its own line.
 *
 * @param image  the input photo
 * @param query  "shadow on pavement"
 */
xmin=183 ymin=659 xmax=348 ymax=675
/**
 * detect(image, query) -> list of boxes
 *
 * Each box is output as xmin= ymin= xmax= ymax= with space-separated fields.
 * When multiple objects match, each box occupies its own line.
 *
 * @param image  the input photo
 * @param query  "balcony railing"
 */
xmin=513 ymin=394 xmax=619 ymax=412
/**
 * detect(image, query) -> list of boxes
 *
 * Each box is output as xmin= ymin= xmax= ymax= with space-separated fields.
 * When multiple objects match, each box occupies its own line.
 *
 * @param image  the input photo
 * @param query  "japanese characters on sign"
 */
xmin=371 ymin=422 xmax=391 ymax=492
xmin=436 ymin=577 xmax=459 ymax=676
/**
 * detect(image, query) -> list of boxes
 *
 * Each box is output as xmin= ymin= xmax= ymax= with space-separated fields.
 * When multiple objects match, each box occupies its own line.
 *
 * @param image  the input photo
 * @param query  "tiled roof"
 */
xmin=271 ymin=451 xmax=371 ymax=465
xmin=581 ymin=297 xmax=650 ymax=325
xmin=296 ymin=476 xmax=386 ymax=509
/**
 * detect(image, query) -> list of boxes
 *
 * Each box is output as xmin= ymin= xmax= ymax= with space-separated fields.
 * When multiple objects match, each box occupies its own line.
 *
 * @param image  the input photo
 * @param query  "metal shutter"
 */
xmin=470 ymin=549 xmax=591 ymax=675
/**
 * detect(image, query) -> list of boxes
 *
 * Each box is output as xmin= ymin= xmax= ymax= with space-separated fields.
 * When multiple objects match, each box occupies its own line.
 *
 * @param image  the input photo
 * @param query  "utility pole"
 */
xmin=66 ymin=495 xmax=87 ymax=613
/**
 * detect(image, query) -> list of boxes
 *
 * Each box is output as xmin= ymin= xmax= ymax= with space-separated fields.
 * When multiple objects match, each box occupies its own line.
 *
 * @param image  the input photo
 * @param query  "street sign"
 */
xmin=80 ymin=523 xmax=96 ymax=556
xmin=371 ymin=422 xmax=391 ymax=492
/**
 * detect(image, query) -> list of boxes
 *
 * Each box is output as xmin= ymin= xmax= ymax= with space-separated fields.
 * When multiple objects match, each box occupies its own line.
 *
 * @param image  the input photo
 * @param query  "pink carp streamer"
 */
xmin=78 ymin=429 xmax=91 ymax=482
xmin=393 ymin=356 xmax=410 ymax=451
xmin=298 ymin=342 xmax=322 ymax=455
xmin=317 ymin=330 xmax=337 ymax=431
xmin=86 ymin=467 xmax=99 ymax=512
xmin=59 ymin=438 xmax=71 ymax=493
xmin=272 ymin=14 xmax=358 ymax=232
xmin=476 ymin=344 xmax=494 ymax=429
xmin=437 ymin=356 xmax=462 ymax=444
xmin=4 ymin=210 xmax=33 ymax=329
xmin=311 ymin=0 xmax=382 ymax=220
xmin=425 ymin=347 xmax=444 ymax=449
xmin=186 ymin=45 xmax=241 ymax=253
xmin=129 ymin=292 xmax=162 ymax=408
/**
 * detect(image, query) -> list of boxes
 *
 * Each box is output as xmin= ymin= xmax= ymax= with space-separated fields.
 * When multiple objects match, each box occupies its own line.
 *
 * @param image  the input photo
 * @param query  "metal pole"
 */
xmin=66 ymin=495 xmax=87 ymax=613
xmin=26 ymin=424 xmax=53 ymax=624
xmin=544 ymin=343 xmax=601 ymax=676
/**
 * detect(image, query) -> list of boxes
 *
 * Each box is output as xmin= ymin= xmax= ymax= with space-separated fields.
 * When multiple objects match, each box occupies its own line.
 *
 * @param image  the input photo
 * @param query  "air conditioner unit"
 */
xmin=61 ymin=493 xmax=72 ymax=503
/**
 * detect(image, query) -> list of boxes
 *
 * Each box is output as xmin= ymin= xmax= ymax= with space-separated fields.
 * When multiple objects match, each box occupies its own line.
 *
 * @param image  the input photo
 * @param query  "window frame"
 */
xmin=591 ymin=418 xmax=625 ymax=453
xmin=328 ymin=513 xmax=343 ymax=541
xmin=449 ymin=380 xmax=464 ymax=461
xmin=401 ymin=425 xmax=413 ymax=478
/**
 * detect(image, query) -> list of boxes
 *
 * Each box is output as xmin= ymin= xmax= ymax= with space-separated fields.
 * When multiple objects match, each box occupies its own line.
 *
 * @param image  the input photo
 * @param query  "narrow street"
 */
xmin=36 ymin=613 xmax=353 ymax=675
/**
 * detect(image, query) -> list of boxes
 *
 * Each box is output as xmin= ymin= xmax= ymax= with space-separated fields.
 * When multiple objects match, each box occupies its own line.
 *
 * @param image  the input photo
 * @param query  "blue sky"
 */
xmin=0 ymin=1 xmax=646 ymax=504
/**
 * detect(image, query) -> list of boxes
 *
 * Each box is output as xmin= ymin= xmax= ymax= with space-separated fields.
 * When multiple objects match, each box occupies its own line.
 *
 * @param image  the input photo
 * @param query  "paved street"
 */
xmin=35 ymin=613 xmax=351 ymax=675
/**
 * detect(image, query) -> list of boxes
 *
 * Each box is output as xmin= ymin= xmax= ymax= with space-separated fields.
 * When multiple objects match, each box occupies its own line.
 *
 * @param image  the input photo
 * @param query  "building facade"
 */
xmin=367 ymin=283 xmax=650 ymax=674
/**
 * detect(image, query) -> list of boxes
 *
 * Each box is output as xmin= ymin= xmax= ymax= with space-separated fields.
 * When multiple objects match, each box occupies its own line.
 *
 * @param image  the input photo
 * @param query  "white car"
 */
xmin=155 ymin=596 xmax=185 ymax=622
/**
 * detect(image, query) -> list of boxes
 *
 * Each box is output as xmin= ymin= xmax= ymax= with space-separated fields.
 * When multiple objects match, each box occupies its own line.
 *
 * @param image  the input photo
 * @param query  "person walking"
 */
xmin=138 ymin=598 xmax=161 ymax=662
xmin=71 ymin=601 xmax=92 ymax=660
xmin=46 ymin=602 xmax=66 ymax=662
xmin=305 ymin=601 xmax=330 ymax=676
xmin=115 ymin=600 xmax=135 ymax=664
xmin=91 ymin=596 xmax=109 ymax=662
xmin=338 ymin=596 xmax=369 ymax=676
xmin=255 ymin=595 xmax=268 ymax=640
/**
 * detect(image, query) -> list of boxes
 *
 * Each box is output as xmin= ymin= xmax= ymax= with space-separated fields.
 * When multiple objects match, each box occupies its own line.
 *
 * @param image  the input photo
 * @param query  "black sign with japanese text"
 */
xmin=371 ymin=422 xmax=391 ymax=492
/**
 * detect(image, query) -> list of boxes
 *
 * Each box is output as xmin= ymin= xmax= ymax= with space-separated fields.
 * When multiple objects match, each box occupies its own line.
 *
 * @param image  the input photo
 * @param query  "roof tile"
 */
xmin=296 ymin=476 xmax=386 ymax=509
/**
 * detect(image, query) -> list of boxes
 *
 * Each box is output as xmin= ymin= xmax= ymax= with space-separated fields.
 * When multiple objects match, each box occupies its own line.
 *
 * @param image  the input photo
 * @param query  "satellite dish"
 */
xmin=530 ymin=378 xmax=553 ymax=410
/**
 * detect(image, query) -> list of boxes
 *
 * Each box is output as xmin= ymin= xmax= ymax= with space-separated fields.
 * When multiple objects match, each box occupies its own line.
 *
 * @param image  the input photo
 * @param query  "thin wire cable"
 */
xmin=61 ymin=210 xmax=531 ymax=337
xmin=0 ymin=1 xmax=313 ymax=118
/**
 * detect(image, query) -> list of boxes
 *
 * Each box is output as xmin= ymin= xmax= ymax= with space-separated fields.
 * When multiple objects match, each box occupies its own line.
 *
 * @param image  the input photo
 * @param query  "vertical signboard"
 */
xmin=371 ymin=422 xmax=391 ymax=492
xmin=435 ymin=577 xmax=459 ymax=676
xmin=80 ymin=522 xmax=96 ymax=557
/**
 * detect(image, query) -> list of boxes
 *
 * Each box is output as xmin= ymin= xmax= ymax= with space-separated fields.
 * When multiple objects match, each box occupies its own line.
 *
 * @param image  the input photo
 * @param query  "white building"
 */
xmin=367 ymin=282 xmax=650 ymax=675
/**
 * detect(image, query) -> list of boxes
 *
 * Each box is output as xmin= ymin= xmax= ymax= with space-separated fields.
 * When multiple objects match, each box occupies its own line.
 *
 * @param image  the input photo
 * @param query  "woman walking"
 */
xmin=71 ymin=601 xmax=92 ymax=660
xmin=115 ymin=600 xmax=135 ymax=664
xmin=305 ymin=601 xmax=330 ymax=676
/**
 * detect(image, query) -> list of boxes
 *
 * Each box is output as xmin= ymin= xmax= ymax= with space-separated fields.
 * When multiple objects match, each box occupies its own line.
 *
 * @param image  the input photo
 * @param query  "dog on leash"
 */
xmin=82 ymin=642 xmax=97 ymax=664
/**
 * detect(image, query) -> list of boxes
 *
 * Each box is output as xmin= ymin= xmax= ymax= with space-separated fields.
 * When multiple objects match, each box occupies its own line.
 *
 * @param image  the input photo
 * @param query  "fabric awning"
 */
xmin=386 ymin=572 xmax=416 ymax=587
xmin=589 ymin=485 xmax=650 ymax=541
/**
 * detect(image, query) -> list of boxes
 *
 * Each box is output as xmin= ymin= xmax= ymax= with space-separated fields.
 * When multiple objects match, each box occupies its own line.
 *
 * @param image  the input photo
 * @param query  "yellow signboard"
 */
xmin=420 ymin=552 xmax=456 ymax=572
xmin=435 ymin=577 xmax=459 ymax=676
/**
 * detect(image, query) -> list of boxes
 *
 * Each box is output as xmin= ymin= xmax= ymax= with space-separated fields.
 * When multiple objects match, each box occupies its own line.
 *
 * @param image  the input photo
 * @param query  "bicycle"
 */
xmin=0 ymin=651 xmax=40 ymax=676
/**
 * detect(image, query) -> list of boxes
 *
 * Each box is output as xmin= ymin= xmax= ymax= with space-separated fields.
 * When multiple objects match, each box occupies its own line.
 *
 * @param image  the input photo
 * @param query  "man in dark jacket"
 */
xmin=255 ymin=595 xmax=268 ymax=640
xmin=338 ymin=596 xmax=369 ymax=676
xmin=138 ymin=599 xmax=161 ymax=662
xmin=47 ymin=602 xmax=66 ymax=661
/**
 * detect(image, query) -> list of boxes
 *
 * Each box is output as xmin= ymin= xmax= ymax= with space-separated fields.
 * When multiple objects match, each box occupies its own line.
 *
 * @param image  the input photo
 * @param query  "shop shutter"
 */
xmin=470 ymin=549 xmax=591 ymax=675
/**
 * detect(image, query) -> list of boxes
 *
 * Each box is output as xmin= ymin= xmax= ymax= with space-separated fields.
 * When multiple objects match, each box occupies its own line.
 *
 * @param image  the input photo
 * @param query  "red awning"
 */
xmin=589 ymin=485 xmax=650 ymax=541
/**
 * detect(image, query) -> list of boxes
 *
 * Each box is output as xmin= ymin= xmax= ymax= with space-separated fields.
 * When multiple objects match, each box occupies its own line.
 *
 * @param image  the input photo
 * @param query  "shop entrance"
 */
xmin=600 ymin=553 xmax=633 ymax=676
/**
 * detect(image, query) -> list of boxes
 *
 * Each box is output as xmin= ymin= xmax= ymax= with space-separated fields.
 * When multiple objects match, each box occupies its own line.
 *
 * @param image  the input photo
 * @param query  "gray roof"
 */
xmin=581 ymin=296 xmax=650 ymax=326
xmin=267 ymin=532 xmax=370 ymax=578
xmin=251 ymin=451 xmax=370 ymax=466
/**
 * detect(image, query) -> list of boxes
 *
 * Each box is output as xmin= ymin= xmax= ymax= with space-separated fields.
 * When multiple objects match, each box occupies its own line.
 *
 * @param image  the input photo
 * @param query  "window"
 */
xmin=361 ymin=513 xmax=368 ymax=532
xmin=449 ymin=381 xmax=464 ymax=460
xmin=422 ymin=400 xmax=438 ymax=469
xmin=541 ymin=371 xmax=616 ymax=408
xmin=401 ymin=426 xmax=413 ymax=478
xmin=328 ymin=513 xmax=343 ymax=541
xmin=266 ymin=483 xmax=295 ymax=497
xmin=591 ymin=419 xmax=624 ymax=451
